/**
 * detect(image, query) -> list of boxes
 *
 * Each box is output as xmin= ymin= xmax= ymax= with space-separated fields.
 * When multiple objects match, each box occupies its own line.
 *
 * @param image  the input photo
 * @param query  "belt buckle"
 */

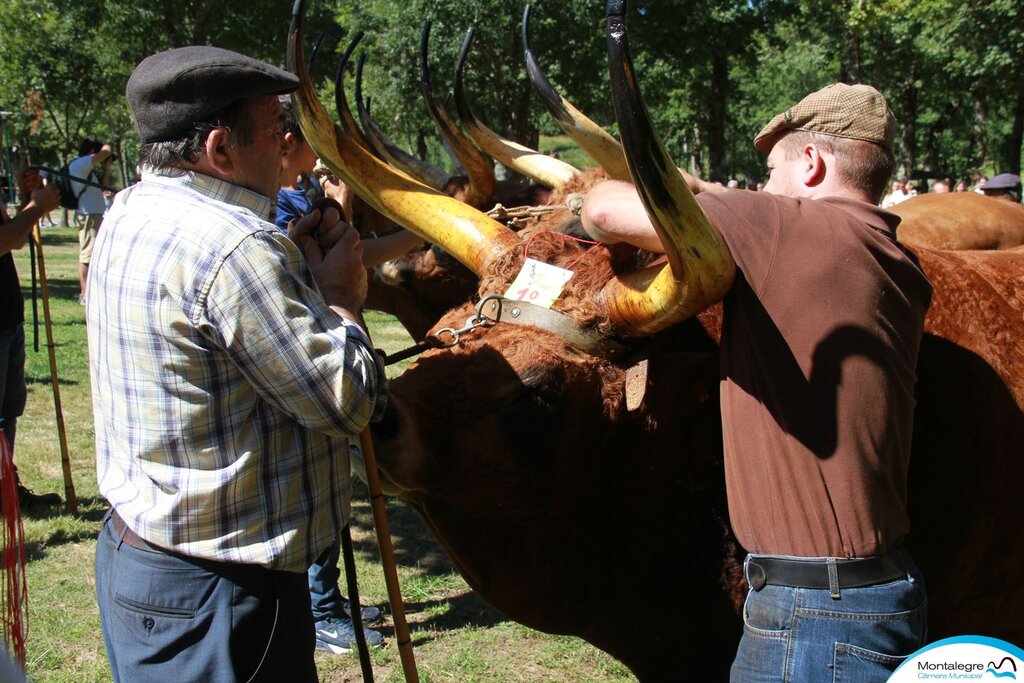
xmin=747 ymin=558 xmax=767 ymax=591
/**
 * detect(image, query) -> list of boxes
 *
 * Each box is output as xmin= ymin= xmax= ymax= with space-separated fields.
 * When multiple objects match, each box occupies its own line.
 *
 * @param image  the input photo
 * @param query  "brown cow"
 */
xmin=893 ymin=192 xmax=1024 ymax=250
xmin=289 ymin=3 xmax=1023 ymax=679
xmin=365 ymin=239 xmax=1024 ymax=680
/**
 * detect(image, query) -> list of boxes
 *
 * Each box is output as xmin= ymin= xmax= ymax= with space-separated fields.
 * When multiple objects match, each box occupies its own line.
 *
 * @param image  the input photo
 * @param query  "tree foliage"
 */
xmin=1 ymin=0 xmax=1020 ymax=190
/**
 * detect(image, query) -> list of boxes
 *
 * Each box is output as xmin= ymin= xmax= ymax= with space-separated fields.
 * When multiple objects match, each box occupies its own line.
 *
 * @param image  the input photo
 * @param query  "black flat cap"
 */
xmin=127 ymin=46 xmax=299 ymax=143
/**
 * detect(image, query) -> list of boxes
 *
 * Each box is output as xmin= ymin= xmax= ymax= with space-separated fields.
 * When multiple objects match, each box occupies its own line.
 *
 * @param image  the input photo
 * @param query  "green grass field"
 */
xmin=9 ymin=224 xmax=634 ymax=682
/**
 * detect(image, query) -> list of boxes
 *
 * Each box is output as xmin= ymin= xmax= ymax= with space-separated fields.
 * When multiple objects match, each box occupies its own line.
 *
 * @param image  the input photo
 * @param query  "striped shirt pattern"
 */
xmin=87 ymin=169 xmax=387 ymax=572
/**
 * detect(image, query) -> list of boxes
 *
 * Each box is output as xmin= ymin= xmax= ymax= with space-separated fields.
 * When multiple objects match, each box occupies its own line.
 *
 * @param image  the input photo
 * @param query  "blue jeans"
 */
xmin=731 ymin=556 xmax=927 ymax=682
xmin=0 ymin=323 xmax=27 ymax=449
xmin=95 ymin=510 xmax=316 ymax=682
xmin=308 ymin=538 xmax=342 ymax=621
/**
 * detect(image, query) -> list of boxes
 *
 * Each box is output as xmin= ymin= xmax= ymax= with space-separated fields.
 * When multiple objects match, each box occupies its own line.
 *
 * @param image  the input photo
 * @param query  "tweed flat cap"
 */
xmin=754 ymin=83 xmax=897 ymax=154
xmin=127 ymin=46 xmax=299 ymax=143
xmin=979 ymin=173 xmax=1022 ymax=193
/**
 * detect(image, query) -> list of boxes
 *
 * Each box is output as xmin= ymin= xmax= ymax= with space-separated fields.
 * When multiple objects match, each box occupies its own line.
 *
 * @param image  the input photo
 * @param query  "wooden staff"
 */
xmin=30 ymin=224 xmax=77 ymax=514
xmin=359 ymin=427 xmax=418 ymax=682
xmin=340 ymin=523 xmax=374 ymax=682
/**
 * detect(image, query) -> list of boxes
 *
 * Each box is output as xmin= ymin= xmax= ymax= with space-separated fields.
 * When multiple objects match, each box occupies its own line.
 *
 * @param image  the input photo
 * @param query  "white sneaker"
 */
xmin=313 ymin=615 xmax=383 ymax=655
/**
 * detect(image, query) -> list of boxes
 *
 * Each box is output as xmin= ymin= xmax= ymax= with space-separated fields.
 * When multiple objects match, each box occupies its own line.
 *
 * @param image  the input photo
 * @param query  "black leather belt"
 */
xmin=109 ymin=509 xmax=167 ymax=554
xmin=745 ymin=546 xmax=914 ymax=592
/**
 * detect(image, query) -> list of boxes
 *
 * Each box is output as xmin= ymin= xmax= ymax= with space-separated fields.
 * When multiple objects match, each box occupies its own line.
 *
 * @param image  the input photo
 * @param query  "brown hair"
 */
xmin=778 ymin=131 xmax=894 ymax=204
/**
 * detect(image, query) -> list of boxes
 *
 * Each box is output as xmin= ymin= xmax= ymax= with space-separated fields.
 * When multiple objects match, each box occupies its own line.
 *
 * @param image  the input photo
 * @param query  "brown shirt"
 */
xmin=697 ymin=191 xmax=932 ymax=558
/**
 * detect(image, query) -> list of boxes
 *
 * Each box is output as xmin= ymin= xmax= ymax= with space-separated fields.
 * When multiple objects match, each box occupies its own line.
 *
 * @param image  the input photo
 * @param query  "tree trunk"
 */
xmin=416 ymin=129 xmax=428 ymax=163
xmin=1005 ymin=88 xmax=1023 ymax=174
xmin=707 ymin=52 xmax=729 ymax=183
xmin=900 ymin=68 xmax=920 ymax=178
xmin=971 ymin=93 xmax=988 ymax=171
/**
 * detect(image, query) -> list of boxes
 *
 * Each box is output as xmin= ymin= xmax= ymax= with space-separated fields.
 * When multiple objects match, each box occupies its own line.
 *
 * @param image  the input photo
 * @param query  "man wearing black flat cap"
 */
xmin=89 ymin=46 xmax=387 ymax=682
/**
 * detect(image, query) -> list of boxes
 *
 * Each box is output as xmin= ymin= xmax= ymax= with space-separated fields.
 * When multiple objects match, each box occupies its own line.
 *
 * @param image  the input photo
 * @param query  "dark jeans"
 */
xmin=308 ymin=538 xmax=343 ymax=621
xmin=0 ymin=323 xmax=27 ymax=449
xmin=95 ymin=510 xmax=316 ymax=682
xmin=731 ymin=555 xmax=927 ymax=682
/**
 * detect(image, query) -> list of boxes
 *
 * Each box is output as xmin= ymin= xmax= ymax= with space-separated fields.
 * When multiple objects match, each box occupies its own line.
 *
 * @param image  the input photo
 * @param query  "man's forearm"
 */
xmin=580 ymin=180 xmax=667 ymax=253
xmin=361 ymin=229 xmax=423 ymax=267
xmin=0 ymin=204 xmax=45 ymax=255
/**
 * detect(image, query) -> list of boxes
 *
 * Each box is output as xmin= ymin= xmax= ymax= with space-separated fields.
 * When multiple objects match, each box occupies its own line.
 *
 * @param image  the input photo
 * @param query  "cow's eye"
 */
xmin=498 ymin=367 xmax=567 ymax=454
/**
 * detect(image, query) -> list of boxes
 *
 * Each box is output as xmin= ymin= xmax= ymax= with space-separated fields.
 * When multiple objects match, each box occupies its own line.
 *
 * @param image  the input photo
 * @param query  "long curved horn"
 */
xmin=331 ymin=31 xmax=376 ymax=154
xmin=452 ymin=27 xmax=579 ymax=190
xmin=600 ymin=0 xmax=735 ymax=336
xmin=522 ymin=5 xmax=631 ymax=181
xmin=288 ymin=0 xmax=519 ymax=275
xmin=355 ymin=54 xmax=451 ymax=190
xmin=420 ymin=19 xmax=495 ymax=208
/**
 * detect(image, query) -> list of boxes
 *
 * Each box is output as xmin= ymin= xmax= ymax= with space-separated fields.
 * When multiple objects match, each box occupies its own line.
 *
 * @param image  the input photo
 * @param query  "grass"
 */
xmin=8 ymin=225 xmax=635 ymax=682
xmin=538 ymin=135 xmax=599 ymax=172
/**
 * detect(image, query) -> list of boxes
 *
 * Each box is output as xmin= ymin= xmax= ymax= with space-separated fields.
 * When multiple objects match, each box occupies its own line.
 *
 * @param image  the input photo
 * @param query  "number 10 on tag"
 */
xmin=504 ymin=258 xmax=574 ymax=309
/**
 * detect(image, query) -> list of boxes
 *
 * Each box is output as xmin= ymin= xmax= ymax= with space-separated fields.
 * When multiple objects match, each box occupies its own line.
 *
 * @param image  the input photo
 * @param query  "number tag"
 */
xmin=503 ymin=258 xmax=574 ymax=309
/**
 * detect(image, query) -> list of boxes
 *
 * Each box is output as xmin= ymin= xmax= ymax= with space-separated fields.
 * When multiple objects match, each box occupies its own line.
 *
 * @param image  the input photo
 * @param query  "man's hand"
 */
xmin=289 ymin=202 xmax=367 ymax=314
xmin=18 ymin=169 xmax=59 ymax=213
xmin=18 ymin=168 xmax=43 ymax=196
xmin=322 ymin=176 xmax=355 ymax=223
xmin=28 ymin=183 xmax=60 ymax=214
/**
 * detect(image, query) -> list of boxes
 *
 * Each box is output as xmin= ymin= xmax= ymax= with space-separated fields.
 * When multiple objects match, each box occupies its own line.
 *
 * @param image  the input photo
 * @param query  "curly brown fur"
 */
xmin=477 ymin=230 xmax=642 ymax=335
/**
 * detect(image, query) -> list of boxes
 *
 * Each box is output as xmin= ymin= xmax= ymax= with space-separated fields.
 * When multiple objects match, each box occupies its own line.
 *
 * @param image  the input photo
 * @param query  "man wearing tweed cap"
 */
xmin=582 ymin=83 xmax=932 ymax=682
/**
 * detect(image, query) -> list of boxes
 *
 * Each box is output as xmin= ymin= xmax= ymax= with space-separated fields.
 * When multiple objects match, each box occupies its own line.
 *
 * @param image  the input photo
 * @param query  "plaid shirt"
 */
xmin=87 ymin=169 xmax=387 ymax=572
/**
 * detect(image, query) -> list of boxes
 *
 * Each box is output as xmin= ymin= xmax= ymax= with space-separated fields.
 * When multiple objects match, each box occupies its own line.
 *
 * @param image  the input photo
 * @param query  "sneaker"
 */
xmin=78 ymin=294 xmax=86 ymax=306
xmin=342 ymin=599 xmax=382 ymax=625
xmin=17 ymin=484 xmax=61 ymax=509
xmin=313 ymin=615 xmax=384 ymax=655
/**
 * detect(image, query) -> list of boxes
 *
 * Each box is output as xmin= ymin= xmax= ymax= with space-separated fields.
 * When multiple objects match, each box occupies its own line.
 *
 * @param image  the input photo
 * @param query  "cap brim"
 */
xmin=754 ymin=113 xmax=787 ymax=154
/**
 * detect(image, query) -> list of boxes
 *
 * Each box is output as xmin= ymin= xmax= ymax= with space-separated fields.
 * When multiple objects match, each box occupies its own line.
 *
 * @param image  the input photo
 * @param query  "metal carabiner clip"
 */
xmin=431 ymin=295 xmax=502 ymax=348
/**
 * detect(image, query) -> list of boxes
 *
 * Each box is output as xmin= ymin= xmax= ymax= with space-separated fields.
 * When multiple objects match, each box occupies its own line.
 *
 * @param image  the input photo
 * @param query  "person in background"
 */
xmin=68 ymin=139 xmax=112 ymax=303
xmin=0 ymin=169 xmax=62 ymax=509
xmin=277 ymin=100 xmax=422 ymax=267
xmin=277 ymin=97 xmax=417 ymax=655
xmin=581 ymin=83 xmax=932 ymax=682
xmin=880 ymin=178 xmax=909 ymax=207
xmin=930 ymin=179 xmax=949 ymax=193
xmin=953 ymin=179 xmax=968 ymax=192
xmin=90 ymin=46 xmax=388 ymax=681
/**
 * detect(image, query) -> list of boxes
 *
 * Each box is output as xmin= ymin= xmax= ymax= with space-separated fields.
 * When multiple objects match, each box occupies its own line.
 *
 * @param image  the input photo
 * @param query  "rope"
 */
xmin=0 ymin=433 xmax=28 ymax=669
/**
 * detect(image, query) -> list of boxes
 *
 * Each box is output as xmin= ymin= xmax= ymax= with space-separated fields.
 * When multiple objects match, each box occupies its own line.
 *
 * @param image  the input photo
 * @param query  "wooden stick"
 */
xmin=359 ymin=429 xmax=418 ymax=682
xmin=340 ymin=523 xmax=374 ymax=682
xmin=30 ymin=224 xmax=77 ymax=514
